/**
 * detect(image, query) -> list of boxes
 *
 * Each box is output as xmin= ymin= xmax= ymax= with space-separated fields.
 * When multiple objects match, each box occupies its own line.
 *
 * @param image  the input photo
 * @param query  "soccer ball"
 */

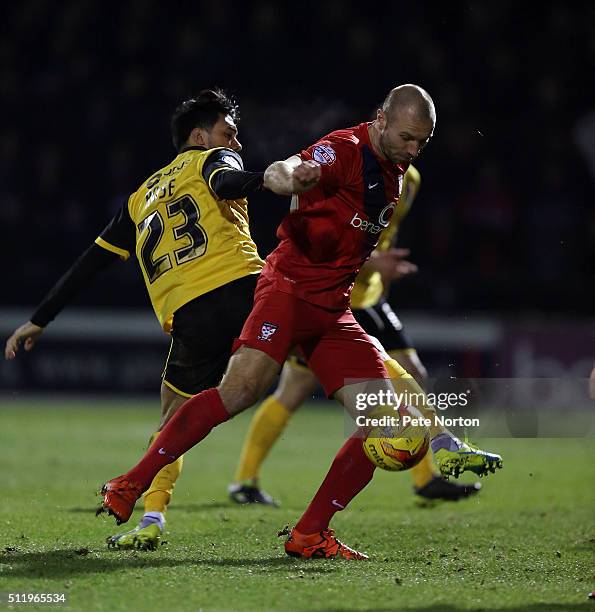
xmin=363 ymin=423 xmax=430 ymax=472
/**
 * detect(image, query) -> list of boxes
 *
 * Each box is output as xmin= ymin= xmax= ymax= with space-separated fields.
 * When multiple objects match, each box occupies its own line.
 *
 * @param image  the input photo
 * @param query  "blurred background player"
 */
xmin=98 ymin=84 xmax=503 ymax=560
xmin=228 ymin=164 xmax=481 ymax=507
xmin=4 ymin=89 xmax=270 ymax=550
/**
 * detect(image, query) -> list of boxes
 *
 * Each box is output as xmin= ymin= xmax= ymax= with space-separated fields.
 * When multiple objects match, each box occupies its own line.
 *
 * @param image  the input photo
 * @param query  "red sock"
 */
xmin=295 ymin=435 xmax=376 ymax=534
xmin=124 ymin=388 xmax=229 ymax=490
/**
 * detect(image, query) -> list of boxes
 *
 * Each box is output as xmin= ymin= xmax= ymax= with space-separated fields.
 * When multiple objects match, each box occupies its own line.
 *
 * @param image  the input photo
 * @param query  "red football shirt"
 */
xmin=263 ymin=122 xmax=406 ymax=310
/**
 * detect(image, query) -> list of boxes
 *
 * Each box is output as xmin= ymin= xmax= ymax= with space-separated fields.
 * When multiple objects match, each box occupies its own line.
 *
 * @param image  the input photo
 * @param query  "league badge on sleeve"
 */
xmin=312 ymin=144 xmax=336 ymax=165
xmin=222 ymin=154 xmax=243 ymax=170
xmin=258 ymin=322 xmax=279 ymax=342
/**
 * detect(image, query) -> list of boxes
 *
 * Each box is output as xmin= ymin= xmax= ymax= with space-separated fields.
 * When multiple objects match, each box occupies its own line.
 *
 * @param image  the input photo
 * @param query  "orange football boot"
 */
xmin=96 ymin=476 xmax=144 ymax=525
xmin=284 ymin=527 xmax=369 ymax=560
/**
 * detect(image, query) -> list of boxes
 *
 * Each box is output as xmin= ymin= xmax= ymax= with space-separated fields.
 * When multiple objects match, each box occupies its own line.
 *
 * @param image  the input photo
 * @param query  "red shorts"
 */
xmin=234 ymin=279 xmax=388 ymax=397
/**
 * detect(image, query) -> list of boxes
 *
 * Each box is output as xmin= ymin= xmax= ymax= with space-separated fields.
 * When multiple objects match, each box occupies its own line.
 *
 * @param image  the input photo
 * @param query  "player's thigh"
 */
xmin=159 ymin=382 xmax=189 ymax=428
xmin=222 ymin=286 xmax=315 ymax=414
xmin=234 ymin=285 xmax=302 ymax=365
xmin=275 ymin=357 xmax=319 ymax=411
xmin=303 ymin=310 xmax=388 ymax=412
xmin=162 ymin=274 xmax=258 ymax=398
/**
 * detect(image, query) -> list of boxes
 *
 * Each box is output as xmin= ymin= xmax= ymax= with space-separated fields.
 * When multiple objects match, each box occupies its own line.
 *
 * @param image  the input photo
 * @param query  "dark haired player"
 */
xmin=5 ymin=88 xmax=315 ymax=550
xmin=99 ymin=84 xmax=503 ymax=560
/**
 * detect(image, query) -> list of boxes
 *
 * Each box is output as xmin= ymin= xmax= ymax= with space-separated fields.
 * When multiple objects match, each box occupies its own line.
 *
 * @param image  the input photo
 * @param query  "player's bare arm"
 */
xmin=4 ymin=244 xmax=121 ymax=361
xmin=263 ymin=155 xmax=321 ymax=195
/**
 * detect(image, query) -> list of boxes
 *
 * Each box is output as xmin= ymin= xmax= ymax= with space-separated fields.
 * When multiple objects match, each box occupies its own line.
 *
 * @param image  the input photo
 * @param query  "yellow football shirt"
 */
xmin=350 ymin=164 xmax=420 ymax=309
xmin=95 ymin=147 xmax=264 ymax=331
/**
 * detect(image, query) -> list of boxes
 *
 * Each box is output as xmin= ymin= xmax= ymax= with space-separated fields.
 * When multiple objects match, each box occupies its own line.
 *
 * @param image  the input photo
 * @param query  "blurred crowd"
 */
xmin=2 ymin=0 xmax=593 ymax=314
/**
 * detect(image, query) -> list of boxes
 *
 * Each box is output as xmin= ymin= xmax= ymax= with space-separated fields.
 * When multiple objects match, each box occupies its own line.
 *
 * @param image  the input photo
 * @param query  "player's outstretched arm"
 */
xmin=4 ymin=243 xmax=120 ymax=360
xmin=5 ymin=322 xmax=44 ymax=360
xmin=264 ymin=156 xmax=321 ymax=196
xmin=203 ymin=149 xmax=265 ymax=200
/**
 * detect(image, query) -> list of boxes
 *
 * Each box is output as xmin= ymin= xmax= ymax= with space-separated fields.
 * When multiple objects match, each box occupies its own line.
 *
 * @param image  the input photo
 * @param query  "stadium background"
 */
xmin=1 ymin=0 xmax=594 ymax=391
xmin=1 ymin=3 xmax=594 ymax=610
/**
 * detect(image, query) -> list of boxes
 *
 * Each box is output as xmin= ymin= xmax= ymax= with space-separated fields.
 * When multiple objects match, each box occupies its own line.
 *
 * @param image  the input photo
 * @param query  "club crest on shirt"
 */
xmin=258 ymin=322 xmax=279 ymax=342
xmin=312 ymin=144 xmax=336 ymax=165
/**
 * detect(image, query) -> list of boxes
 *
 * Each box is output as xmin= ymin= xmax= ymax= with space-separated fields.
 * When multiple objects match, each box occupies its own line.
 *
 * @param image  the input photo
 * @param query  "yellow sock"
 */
xmin=143 ymin=431 xmax=184 ymax=514
xmin=383 ymin=358 xmax=438 ymax=488
xmin=383 ymin=357 xmax=410 ymax=381
xmin=409 ymin=452 xmax=436 ymax=488
xmin=234 ymin=396 xmax=293 ymax=483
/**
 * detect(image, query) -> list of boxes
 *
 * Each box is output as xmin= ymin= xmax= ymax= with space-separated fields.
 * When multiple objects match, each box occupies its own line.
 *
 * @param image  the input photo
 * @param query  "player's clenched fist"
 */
xmin=263 ymin=157 xmax=321 ymax=196
xmin=292 ymin=160 xmax=321 ymax=192
xmin=4 ymin=321 xmax=44 ymax=360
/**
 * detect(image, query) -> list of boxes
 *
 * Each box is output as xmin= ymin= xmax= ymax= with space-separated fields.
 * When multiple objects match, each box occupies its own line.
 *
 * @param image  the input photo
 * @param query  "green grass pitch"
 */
xmin=1 ymin=398 xmax=593 ymax=611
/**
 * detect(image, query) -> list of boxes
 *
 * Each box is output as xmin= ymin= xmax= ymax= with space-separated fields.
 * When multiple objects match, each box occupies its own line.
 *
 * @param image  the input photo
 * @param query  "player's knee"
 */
xmin=274 ymin=389 xmax=304 ymax=412
xmin=276 ymin=364 xmax=318 ymax=410
xmin=159 ymin=392 xmax=188 ymax=428
xmin=219 ymin=376 xmax=263 ymax=414
xmin=275 ymin=377 xmax=317 ymax=411
xmin=237 ymin=380 xmax=261 ymax=407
